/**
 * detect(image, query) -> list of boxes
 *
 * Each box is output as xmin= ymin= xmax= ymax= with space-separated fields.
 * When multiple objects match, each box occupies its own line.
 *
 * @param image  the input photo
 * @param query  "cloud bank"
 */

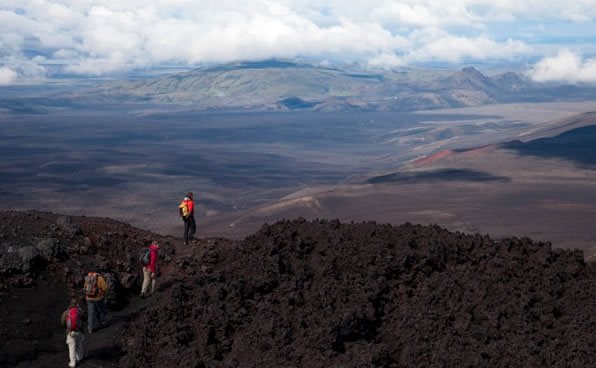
xmin=529 ymin=50 xmax=596 ymax=84
xmin=0 ymin=1 xmax=595 ymax=83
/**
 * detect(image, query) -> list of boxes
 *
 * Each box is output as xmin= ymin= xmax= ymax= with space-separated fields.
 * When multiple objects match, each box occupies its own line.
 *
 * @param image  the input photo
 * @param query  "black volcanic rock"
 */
xmin=119 ymin=219 xmax=595 ymax=368
xmin=1 ymin=211 xmax=594 ymax=367
xmin=0 ymin=211 xmax=174 ymax=367
xmin=35 ymin=238 xmax=67 ymax=260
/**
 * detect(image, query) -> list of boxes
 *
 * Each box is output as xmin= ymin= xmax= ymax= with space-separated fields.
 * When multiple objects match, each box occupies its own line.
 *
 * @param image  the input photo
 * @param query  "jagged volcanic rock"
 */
xmin=1 ymin=211 xmax=594 ymax=367
xmin=118 ymin=219 xmax=595 ymax=368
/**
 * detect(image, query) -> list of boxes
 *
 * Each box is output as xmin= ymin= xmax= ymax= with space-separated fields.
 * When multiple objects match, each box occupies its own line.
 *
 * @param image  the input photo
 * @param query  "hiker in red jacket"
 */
xmin=141 ymin=242 xmax=160 ymax=298
xmin=179 ymin=192 xmax=197 ymax=245
xmin=60 ymin=298 xmax=85 ymax=367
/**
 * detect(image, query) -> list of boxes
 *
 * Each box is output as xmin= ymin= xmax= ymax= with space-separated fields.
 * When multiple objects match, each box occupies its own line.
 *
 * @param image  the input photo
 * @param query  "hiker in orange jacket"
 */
xmin=179 ymin=192 xmax=196 ymax=245
xmin=84 ymin=271 xmax=108 ymax=333
xmin=60 ymin=298 xmax=85 ymax=367
xmin=141 ymin=242 xmax=160 ymax=298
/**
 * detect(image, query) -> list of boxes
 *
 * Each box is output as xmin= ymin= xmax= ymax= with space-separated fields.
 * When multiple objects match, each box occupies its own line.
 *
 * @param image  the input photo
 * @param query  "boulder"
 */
xmin=102 ymin=272 xmax=124 ymax=308
xmin=56 ymin=217 xmax=82 ymax=237
xmin=17 ymin=246 xmax=41 ymax=272
xmin=119 ymin=272 xmax=138 ymax=289
xmin=95 ymin=255 xmax=110 ymax=270
xmin=0 ymin=244 xmax=23 ymax=274
xmin=35 ymin=238 xmax=67 ymax=260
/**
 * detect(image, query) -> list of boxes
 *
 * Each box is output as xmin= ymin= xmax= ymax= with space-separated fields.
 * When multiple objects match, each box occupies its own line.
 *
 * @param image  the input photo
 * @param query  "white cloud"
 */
xmin=404 ymin=30 xmax=531 ymax=63
xmin=367 ymin=53 xmax=405 ymax=69
xmin=529 ymin=50 xmax=596 ymax=84
xmin=0 ymin=1 xmax=594 ymax=78
xmin=0 ymin=55 xmax=46 ymax=84
xmin=0 ymin=66 xmax=17 ymax=85
xmin=66 ymin=56 xmax=132 ymax=76
xmin=370 ymin=3 xmax=441 ymax=28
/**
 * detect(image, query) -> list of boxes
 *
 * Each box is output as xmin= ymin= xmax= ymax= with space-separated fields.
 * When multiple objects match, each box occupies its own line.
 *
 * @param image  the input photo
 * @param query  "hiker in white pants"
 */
xmin=141 ymin=242 xmax=160 ymax=297
xmin=142 ymin=265 xmax=156 ymax=295
xmin=61 ymin=298 xmax=85 ymax=367
xmin=66 ymin=331 xmax=85 ymax=367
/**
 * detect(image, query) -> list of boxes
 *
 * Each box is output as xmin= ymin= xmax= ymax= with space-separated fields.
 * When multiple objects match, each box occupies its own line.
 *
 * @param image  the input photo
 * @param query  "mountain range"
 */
xmin=68 ymin=60 xmax=596 ymax=112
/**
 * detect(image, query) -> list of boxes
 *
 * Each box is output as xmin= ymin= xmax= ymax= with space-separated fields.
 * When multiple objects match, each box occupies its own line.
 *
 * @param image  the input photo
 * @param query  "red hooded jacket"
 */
xmin=148 ymin=243 xmax=159 ymax=273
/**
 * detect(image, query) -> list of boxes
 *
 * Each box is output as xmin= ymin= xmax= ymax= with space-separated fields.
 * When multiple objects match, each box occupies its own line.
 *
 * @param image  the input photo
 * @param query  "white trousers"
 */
xmin=66 ymin=331 xmax=84 ymax=367
xmin=142 ymin=266 xmax=156 ymax=295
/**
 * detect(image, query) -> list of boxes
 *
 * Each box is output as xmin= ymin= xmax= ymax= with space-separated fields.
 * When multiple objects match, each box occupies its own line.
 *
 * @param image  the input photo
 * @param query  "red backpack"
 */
xmin=66 ymin=307 xmax=82 ymax=331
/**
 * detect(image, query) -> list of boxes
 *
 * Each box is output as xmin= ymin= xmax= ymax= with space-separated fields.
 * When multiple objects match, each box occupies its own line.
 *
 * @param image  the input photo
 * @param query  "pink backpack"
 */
xmin=66 ymin=307 xmax=82 ymax=331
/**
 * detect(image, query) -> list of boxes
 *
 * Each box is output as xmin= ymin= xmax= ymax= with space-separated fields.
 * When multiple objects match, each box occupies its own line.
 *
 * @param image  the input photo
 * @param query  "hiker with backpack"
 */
xmin=84 ymin=271 xmax=108 ymax=333
xmin=140 ymin=241 xmax=160 ymax=298
xmin=60 ymin=298 xmax=85 ymax=367
xmin=179 ymin=191 xmax=197 ymax=245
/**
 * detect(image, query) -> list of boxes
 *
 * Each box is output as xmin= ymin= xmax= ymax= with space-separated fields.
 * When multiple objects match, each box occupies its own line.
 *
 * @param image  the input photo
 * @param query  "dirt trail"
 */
xmin=13 ymin=292 xmax=179 ymax=367
xmin=0 ymin=210 xmax=221 ymax=367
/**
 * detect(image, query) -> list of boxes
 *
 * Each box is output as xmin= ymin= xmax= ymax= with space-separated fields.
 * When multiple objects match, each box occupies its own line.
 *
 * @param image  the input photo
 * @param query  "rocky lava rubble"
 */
xmin=120 ymin=219 xmax=595 ymax=368
xmin=0 ymin=211 xmax=176 ymax=366
xmin=0 ymin=211 xmax=594 ymax=367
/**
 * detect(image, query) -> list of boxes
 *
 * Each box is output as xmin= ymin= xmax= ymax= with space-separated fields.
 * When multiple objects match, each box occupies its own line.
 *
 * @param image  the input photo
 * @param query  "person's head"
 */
xmin=152 ymin=241 xmax=160 ymax=249
xmin=186 ymin=191 xmax=193 ymax=200
xmin=69 ymin=298 xmax=78 ymax=307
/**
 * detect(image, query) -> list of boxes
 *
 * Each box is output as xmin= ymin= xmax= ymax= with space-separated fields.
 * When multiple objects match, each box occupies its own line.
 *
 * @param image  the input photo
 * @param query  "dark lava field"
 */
xmin=0 ymin=211 xmax=594 ymax=367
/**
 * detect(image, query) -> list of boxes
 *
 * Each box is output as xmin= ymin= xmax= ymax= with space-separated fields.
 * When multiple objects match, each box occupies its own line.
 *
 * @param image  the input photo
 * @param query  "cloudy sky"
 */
xmin=1 ymin=0 xmax=596 ymax=85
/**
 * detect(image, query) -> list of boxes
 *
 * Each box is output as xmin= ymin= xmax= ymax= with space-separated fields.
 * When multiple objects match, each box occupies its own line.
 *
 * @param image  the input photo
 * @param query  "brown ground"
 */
xmin=200 ymin=112 xmax=596 ymax=261
xmin=1 ymin=211 xmax=595 ymax=367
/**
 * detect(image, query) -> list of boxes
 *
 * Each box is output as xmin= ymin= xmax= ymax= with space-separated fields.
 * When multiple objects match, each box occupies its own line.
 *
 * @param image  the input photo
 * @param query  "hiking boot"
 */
xmin=190 ymin=238 xmax=198 ymax=244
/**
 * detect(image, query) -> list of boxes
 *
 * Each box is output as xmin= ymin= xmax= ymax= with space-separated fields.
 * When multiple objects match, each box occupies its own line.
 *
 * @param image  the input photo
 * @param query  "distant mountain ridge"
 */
xmin=3 ymin=60 xmax=595 ymax=113
xmin=69 ymin=60 xmax=596 ymax=112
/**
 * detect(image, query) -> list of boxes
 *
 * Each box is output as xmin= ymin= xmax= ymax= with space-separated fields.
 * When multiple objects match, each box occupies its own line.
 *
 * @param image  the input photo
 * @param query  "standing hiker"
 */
xmin=84 ymin=271 xmax=108 ymax=333
xmin=179 ymin=191 xmax=196 ymax=245
xmin=140 ymin=241 xmax=160 ymax=298
xmin=60 ymin=298 xmax=85 ymax=367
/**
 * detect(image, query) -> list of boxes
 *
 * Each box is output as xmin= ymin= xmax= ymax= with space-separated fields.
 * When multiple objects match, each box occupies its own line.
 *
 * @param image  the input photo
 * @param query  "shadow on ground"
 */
xmin=367 ymin=168 xmax=511 ymax=184
xmin=504 ymin=125 xmax=596 ymax=168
